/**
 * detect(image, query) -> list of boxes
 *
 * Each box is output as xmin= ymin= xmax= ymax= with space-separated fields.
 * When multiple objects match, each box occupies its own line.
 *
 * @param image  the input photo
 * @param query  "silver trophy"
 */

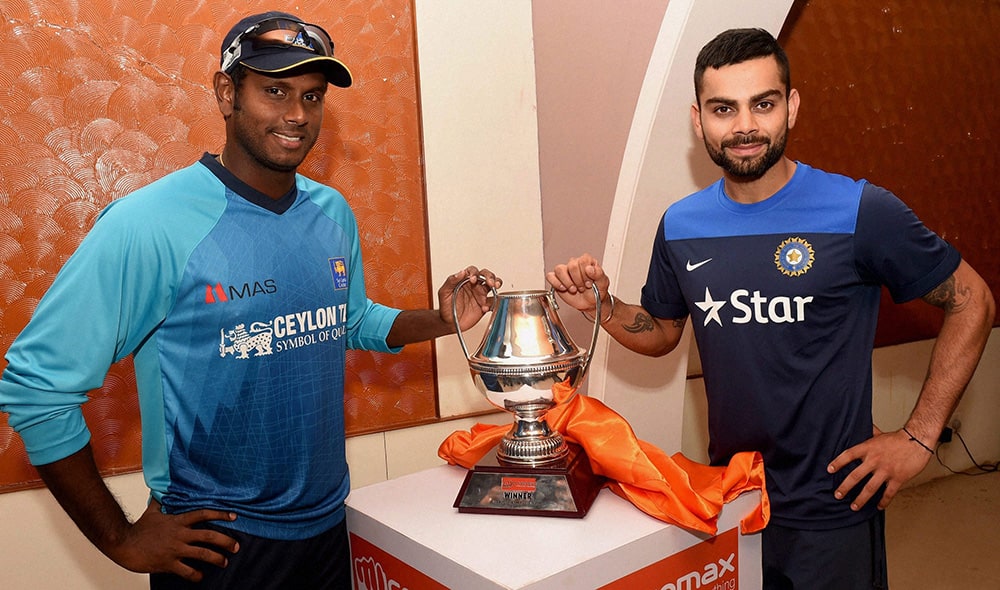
xmin=451 ymin=278 xmax=604 ymax=516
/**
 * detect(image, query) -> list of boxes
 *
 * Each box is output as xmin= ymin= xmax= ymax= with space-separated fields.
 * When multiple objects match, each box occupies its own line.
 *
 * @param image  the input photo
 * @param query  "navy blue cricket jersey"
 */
xmin=641 ymin=162 xmax=959 ymax=529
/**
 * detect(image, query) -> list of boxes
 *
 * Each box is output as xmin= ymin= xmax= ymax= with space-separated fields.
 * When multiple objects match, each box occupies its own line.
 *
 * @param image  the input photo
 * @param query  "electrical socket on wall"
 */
xmin=938 ymin=417 xmax=962 ymax=444
xmin=950 ymin=418 xmax=962 ymax=434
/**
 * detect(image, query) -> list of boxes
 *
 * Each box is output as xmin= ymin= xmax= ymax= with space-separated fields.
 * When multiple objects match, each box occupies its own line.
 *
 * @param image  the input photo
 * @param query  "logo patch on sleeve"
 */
xmin=774 ymin=237 xmax=814 ymax=277
xmin=329 ymin=257 xmax=349 ymax=290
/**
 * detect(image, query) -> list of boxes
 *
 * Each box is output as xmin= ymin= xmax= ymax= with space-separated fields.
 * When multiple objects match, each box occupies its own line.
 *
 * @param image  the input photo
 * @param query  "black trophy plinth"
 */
xmin=453 ymin=443 xmax=605 ymax=518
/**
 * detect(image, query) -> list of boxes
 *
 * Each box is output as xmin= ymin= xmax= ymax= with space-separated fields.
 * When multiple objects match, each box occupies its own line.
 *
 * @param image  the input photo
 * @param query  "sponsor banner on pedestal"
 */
xmin=599 ymin=527 xmax=739 ymax=590
xmin=351 ymin=533 xmax=448 ymax=590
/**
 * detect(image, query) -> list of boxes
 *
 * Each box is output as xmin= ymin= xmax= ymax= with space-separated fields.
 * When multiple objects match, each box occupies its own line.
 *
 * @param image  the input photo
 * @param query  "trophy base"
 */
xmin=453 ymin=443 xmax=605 ymax=518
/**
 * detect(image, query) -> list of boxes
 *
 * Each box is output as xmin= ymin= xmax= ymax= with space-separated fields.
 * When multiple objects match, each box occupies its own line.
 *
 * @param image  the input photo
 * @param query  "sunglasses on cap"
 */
xmin=221 ymin=17 xmax=336 ymax=74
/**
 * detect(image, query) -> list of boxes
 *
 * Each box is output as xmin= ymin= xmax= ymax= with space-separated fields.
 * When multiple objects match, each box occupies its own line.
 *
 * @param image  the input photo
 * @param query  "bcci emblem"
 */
xmin=774 ymin=237 xmax=814 ymax=277
xmin=329 ymin=257 xmax=349 ymax=290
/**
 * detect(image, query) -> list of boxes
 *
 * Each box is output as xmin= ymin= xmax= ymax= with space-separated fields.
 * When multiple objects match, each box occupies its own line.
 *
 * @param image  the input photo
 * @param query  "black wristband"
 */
xmin=902 ymin=427 xmax=935 ymax=454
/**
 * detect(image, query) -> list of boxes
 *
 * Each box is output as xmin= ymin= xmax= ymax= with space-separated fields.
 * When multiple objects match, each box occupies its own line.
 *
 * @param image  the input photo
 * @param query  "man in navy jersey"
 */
xmin=0 ymin=11 xmax=499 ymax=589
xmin=547 ymin=28 xmax=993 ymax=589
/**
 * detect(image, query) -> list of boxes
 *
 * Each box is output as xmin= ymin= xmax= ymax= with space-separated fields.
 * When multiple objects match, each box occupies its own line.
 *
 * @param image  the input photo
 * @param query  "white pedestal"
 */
xmin=347 ymin=465 xmax=761 ymax=589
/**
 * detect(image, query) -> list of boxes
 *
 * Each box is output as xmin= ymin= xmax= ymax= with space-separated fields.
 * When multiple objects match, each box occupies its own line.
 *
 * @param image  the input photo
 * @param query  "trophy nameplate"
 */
xmin=453 ymin=443 xmax=604 ymax=518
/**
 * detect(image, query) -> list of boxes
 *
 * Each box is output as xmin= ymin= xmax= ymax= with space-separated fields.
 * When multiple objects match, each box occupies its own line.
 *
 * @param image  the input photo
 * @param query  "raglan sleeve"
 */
xmin=640 ymin=213 xmax=690 ymax=319
xmin=0 ymin=201 xmax=170 ymax=465
xmin=340 ymin=205 xmax=402 ymax=353
xmin=854 ymin=184 xmax=961 ymax=303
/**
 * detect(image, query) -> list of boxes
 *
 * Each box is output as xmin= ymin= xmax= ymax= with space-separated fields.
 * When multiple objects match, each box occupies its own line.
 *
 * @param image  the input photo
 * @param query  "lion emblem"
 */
xmin=219 ymin=322 xmax=274 ymax=359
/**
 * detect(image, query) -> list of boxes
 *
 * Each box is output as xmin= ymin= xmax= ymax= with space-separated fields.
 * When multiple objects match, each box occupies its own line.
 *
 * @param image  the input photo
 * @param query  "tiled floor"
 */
xmin=886 ymin=470 xmax=1000 ymax=588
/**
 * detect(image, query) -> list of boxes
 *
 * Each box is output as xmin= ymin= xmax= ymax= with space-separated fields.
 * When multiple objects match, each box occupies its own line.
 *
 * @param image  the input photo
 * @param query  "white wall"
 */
xmin=416 ymin=0 xmax=545 ymax=420
xmin=349 ymin=0 xmax=546 ymax=487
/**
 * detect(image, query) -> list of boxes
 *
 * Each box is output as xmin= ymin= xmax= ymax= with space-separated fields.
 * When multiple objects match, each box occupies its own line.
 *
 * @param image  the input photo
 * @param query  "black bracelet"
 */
xmin=902 ymin=427 xmax=935 ymax=454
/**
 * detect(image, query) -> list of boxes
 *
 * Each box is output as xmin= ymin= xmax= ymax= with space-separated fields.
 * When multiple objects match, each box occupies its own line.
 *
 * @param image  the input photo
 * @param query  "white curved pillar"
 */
xmin=590 ymin=0 xmax=796 ymax=451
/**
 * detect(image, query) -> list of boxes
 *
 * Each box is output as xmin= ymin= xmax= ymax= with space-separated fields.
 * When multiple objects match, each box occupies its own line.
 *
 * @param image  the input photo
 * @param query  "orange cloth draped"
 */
xmin=439 ymin=382 xmax=769 ymax=535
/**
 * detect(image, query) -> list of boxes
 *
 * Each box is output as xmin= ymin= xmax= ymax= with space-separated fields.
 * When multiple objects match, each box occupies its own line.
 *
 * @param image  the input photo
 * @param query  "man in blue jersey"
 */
xmin=547 ymin=28 xmax=994 ymax=589
xmin=0 ymin=11 xmax=500 ymax=589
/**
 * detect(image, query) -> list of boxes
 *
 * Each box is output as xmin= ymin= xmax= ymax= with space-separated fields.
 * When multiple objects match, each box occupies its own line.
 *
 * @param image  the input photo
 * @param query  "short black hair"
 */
xmin=228 ymin=63 xmax=249 ymax=89
xmin=694 ymin=28 xmax=791 ymax=102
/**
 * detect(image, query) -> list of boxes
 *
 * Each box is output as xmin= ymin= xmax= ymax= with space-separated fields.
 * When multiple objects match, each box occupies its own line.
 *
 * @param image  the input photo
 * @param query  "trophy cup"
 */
xmin=450 ymin=278 xmax=605 ymax=517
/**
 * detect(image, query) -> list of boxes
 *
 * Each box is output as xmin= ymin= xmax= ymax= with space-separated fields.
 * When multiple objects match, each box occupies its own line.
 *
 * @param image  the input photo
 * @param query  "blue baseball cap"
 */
xmin=220 ymin=11 xmax=353 ymax=88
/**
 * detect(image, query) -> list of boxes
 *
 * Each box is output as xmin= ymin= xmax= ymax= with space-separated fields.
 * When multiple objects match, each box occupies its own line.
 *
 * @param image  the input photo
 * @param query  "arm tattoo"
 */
xmin=923 ymin=275 xmax=970 ymax=313
xmin=622 ymin=311 xmax=655 ymax=334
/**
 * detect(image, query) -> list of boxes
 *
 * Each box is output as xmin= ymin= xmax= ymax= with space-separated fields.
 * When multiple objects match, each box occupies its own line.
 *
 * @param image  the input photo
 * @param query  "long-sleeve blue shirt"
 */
xmin=0 ymin=154 xmax=401 ymax=539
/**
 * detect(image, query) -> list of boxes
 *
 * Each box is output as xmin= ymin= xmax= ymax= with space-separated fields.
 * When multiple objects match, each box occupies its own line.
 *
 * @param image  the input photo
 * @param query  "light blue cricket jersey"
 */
xmin=0 ymin=154 xmax=401 ymax=539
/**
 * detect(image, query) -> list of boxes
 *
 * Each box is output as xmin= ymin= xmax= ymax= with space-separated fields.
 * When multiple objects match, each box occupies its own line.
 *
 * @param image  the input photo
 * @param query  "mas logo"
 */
xmin=330 ymin=257 xmax=348 ymax=290
xmin=204 ymin=279 xmax=277 ymax=304
xmin=774 ymin=237 xmax=814 ymax=277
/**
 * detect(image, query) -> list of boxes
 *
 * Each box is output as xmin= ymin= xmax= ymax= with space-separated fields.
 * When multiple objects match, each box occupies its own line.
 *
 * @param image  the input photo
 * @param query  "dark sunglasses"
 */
xmin=221 ymin=17 xmax=335 ymax=73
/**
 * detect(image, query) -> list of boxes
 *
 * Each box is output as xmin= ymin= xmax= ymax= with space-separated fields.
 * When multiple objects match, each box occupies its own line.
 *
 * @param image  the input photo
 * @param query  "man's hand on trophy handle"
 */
xmin=547 ymin=254 xmax=609 ymax=313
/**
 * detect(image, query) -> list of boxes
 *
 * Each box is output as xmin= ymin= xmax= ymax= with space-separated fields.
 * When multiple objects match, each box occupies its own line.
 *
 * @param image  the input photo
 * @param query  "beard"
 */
xmin=705 ymin=128 xmax=788 ymax=180
xmin=230 ymin=97 xmax=317 ymax=173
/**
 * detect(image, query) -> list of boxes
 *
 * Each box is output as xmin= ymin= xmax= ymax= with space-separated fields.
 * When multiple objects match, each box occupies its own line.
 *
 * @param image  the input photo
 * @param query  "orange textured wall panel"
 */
xmin=0 ymin=0 xmax=432 ymax=491
xmin=780 ymin=0 xmax=999 ymax=346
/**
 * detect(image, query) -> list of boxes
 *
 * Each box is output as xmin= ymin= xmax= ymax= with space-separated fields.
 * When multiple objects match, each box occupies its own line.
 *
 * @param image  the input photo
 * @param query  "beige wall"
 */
xmin=1 ymin=2 xmax=997 ymax=588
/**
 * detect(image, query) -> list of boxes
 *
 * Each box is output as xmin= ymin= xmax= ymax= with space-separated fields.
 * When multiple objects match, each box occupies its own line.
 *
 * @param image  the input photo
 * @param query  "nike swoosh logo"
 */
xmin=686 ymin=258 xmax=713 ymax=271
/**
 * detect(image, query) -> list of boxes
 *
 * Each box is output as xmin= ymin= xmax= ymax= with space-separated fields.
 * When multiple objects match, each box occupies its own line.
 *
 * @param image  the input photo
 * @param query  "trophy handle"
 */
xmin=451 ymin=275 xmax=497 ymax=361
xmin=547 ymin=283 xmax=602 ymax=383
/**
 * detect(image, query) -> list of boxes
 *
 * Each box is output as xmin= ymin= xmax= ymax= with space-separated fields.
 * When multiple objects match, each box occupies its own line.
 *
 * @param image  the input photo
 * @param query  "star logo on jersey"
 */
xmin=695 ymin=287 xmax=726 ymax=326
xmin=774 ymin=237 xmax=815 ymax=277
